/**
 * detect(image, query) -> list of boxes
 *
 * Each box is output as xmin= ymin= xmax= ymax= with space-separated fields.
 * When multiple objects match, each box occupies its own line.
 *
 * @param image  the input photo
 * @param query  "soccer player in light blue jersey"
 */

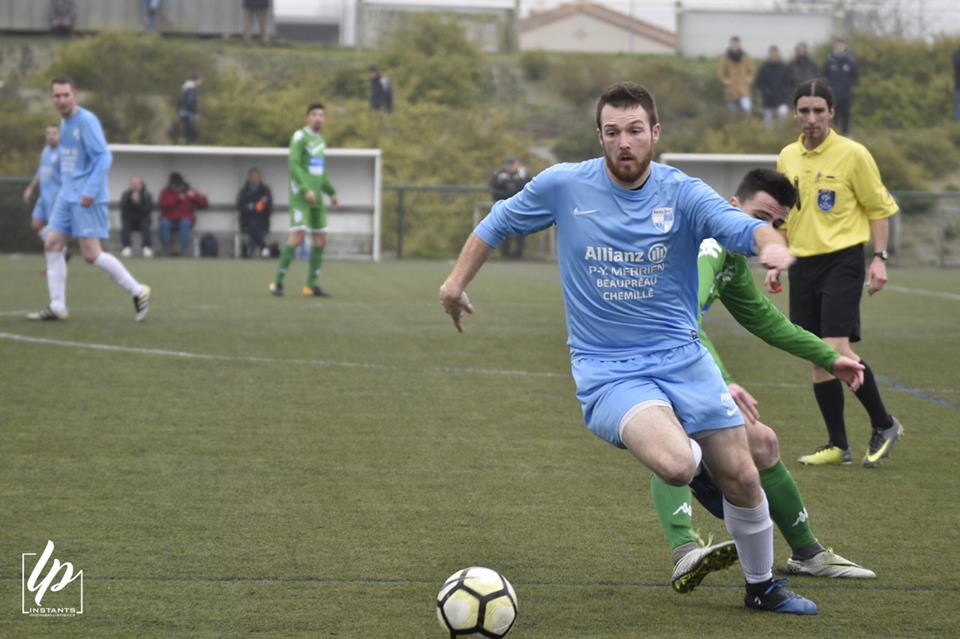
xmin=27 ymin=77 xmax=151 ymax=322
xmin=21 ymin=125 xmax=61 ymax=243
xmin=439 ymin=82 xmax=817 ymax=615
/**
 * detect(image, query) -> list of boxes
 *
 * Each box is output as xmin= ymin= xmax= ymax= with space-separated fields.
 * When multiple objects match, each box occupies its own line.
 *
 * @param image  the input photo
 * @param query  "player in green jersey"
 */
xmin=654 ymin=169 xmax=876 ymax=594
xmin=270 ymin=102 xmax=338 ymax=297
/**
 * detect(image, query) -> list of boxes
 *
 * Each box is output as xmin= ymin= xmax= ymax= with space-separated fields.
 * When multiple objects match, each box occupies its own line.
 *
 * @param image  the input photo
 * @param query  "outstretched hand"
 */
xmin=764 ymin=268 xmax=782 ymax=294
xmin=439 ymin=284 xmax=474 ymax=333
xmin=866 ymin=260 xmax=888 ymax=296
xmin=758 ymin=244 xmax=795 ymax=271
xmin=831 ymin=356 xmax=865 ymax=391
xmin=728 ymin=383 xmax=759 ymax=426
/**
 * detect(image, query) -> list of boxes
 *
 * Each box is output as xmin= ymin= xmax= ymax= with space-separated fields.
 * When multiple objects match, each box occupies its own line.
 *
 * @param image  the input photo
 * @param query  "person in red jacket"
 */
xmin=158 ymin=171 xmax=208 ymax=256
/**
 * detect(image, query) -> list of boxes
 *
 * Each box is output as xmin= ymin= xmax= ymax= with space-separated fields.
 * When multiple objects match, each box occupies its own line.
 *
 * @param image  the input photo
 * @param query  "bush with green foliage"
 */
xmin=377 ymin=13 xmax=491 ymax=109
xmin=518 ymin=49 xmax=549 ymax=81
xmin=5 ymin=26 xmax=960 ymax=256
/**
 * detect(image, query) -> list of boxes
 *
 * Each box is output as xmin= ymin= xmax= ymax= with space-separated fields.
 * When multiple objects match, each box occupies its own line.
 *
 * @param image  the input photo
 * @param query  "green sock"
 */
xmin=759 ymin=460 xmax=818 ymax=552
xmin=650 ymin=474 xmax=699 ymax=551
xmin=275 ymin=245 xmax=295 ymax=285
xmin=306 ymin=246 xmax=324 ymax=287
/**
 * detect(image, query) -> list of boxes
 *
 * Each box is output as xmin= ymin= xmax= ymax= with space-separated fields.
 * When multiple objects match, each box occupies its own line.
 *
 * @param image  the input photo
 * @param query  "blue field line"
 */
xmin=875 ymin=375 xmax=960 ymax=413
xmin=704 ymin=316 xmax=960 ymax=414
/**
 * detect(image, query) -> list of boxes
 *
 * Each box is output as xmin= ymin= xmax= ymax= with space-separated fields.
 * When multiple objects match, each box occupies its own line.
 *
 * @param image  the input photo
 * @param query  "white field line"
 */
xmin=0 ymin=331 xmax=566 ymax=379
xmin=883 ymin=284 xmax=960 ymax=301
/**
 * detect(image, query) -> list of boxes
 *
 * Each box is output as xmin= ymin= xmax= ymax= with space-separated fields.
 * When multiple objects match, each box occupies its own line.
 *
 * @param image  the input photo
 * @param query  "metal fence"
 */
xmin=383 ymin=184 xmax=557 ymax=261
xmin=4 ymin=175 xmax=960 ymax=266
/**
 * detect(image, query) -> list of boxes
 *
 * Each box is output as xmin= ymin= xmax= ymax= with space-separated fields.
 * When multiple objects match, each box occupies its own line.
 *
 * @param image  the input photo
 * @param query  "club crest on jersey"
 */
xmin=817 ymin=189 xmax=836 ymax=212
xmin=652 ymin=207 xmax=674 ymax=233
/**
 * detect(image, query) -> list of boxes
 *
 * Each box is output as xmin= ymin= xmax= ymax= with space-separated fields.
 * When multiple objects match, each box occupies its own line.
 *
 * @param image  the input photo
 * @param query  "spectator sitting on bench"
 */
xmin=158 ymin=171 xmax=208 ymax=256
xmin=237 ymin=167 xmax=273 ymax=258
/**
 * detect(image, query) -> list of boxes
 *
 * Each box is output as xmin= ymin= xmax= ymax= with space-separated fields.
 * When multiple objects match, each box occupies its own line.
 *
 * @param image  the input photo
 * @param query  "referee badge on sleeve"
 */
xmin=817 ymin=189 xmax=836 ymax=212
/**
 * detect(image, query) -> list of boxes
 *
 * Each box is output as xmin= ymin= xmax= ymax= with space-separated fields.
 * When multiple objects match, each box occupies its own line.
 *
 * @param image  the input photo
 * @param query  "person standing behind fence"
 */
xmin=49 ymin=0 xmax=75 ymax=36
xmin=27 ymin=77 xmax=150 ymax=322
xmin=823 ymin=39 xmax=858 ymax=134
xmin=788 ymin=42 xmax=820 ymax=89
xmin=719 ymin=36 xmax=754 ymax=116
xmin=120 ymin=176 xmax=154 ymax=258
xmin=143 ymin=0 xmax=161 ymax=32
xmin=22 ymin=125 xmax=61 ymax=245
xmin=177 ymin=74 xmax=202 ymax=144
xmin=269 ymin=102 xmax=338 ymax=298
xmin=243 ymin=0 xmax=271 ymax=45
xmin=767 ymin=80 xmax=902 ymax=469
xmin=368 ymin=67 xmax=394 ymax=113
xmin=237 ymin=167 xmax=273 ymax=258
xmin=755 ymin=46 xmax=792 ymax=129
xmin=158 ymin=172 xmax=208 ymax=256
xmin=488 ymin=157 xmax=531 ymax=259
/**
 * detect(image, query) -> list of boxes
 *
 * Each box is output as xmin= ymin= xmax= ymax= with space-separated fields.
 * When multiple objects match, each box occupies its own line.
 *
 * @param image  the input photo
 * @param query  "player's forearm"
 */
xmin=752 ymin=224 xmax=786 ymax=254
xmin=870 ymin=218 xmax=889 ymax=252
xmin=442 ymin=233 xmax=493 ymax=294
xmin=84 ymin=154 xmax=112 ymax=201
xmin=727 ymin=295 xmax=837 ymax=371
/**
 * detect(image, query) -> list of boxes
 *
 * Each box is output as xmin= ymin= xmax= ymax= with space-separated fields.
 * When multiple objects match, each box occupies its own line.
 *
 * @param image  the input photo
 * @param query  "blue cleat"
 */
xmin=745 ymin=578 xmax=818 ymax=615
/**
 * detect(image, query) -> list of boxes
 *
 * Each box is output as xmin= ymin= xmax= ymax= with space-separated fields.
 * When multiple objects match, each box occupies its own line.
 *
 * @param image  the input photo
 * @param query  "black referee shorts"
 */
xmin=788 ymin=244 xmax=865 ymax=342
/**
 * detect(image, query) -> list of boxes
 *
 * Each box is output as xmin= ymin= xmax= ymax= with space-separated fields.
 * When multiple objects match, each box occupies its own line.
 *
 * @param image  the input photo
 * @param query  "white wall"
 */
xmin=678 ymin=10 xmax=839 ymax=59
xmin=659 ymin=153 xmax=777 ymax=198
xmin=108 ymin=145 xmax=382 ymax=260
xmin=521 ymin=14 xmax=674 ymax=54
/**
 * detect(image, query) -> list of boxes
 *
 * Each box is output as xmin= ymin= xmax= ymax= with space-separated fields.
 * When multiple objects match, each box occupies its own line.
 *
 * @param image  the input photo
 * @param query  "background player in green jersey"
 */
xmin=270 ymin=103 xmax=338 ymax=297
xmin=653 ymin=169 xmax=875 ymax=594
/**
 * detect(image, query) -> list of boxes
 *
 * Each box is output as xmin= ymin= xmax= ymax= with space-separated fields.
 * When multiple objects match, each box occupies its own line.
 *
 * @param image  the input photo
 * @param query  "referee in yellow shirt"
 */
xmin=767 ymin=79 xmax=903 ymax=468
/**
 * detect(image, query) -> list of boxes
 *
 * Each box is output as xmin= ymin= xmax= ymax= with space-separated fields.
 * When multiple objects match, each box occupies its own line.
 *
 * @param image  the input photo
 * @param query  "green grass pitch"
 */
xmin=1 ymin=255 xmax=958 ymax=638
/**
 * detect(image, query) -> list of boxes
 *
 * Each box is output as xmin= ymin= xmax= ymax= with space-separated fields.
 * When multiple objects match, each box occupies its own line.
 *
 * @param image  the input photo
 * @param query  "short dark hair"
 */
xmin=306 ymin=102 xmax=325 ymax=114
xmin=595 ymin=82 xmax=659 ymax=129
xmin=735 ymin=168 xmax=796 ymax=209
xmin=793 ymin=79 xmax=834 ymax=109
xmin=50 ymin=76 xmax=75 ymax=89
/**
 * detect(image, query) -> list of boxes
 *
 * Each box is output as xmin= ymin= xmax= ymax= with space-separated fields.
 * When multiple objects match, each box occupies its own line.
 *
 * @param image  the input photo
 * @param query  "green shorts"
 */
xmin=289 ymin=197 xmax=327 ymax=232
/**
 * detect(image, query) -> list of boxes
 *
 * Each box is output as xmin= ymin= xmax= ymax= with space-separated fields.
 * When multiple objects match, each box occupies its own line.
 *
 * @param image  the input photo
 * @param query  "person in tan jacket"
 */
xmin=719 ymin=36 xmax=754 ymax=115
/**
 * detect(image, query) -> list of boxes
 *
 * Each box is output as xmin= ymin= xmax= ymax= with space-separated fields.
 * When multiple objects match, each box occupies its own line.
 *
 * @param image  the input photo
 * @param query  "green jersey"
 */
xmin=697 ymin=238 xmax=838 ymax=383
xmin=288 ymin=126 xmax=336 ymax=229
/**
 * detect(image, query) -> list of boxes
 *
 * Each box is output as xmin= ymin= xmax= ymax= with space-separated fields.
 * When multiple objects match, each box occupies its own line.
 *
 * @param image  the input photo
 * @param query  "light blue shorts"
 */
xmin=571 ymin=340 xmax=742 ymax=448
xmin=32 ymin=198 xmax=55 ymax=223
xmin=47 ymin=199 xmax=109 ymax=239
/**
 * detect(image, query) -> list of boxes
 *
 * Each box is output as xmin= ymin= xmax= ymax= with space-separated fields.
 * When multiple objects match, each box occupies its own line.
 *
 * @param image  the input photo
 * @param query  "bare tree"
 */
xmin=786 ymin=0 xmax=931 ymax=38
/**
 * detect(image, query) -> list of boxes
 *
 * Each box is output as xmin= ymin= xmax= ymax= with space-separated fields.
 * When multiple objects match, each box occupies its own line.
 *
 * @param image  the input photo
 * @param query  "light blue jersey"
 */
xmin=31 ymin=144 xmax=61 ymax=222
xmin=475 ymin=159 xmax=765 ymax=360
xmin=57 ymin=106 xmax=111 ymax=204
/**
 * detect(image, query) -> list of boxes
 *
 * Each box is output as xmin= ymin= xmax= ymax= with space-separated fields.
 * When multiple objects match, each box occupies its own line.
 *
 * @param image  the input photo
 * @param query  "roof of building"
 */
xmin=521 ymin=1 xmax=676 ymax=49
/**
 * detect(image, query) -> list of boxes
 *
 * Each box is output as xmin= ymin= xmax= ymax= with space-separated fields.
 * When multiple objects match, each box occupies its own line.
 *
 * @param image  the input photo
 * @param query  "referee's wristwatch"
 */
xmin=873 ymin=250 xmax=889 ymax=261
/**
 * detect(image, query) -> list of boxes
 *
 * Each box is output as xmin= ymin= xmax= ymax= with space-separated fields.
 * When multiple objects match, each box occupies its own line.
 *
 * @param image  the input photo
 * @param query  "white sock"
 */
xmin=45 ymin=250 xmax=68 ymax=313
xmin=688 ymin=438 xmax=702 ymax=471
xmin=723 ymin=495 xmax=773 ymax=584
xmin=93 ymin=252 xmax=143 ymax=296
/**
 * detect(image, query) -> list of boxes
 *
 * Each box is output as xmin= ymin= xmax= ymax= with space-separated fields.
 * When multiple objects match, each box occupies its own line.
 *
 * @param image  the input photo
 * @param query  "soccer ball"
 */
xmin=436 ymin=566 xmax=518 ymax=638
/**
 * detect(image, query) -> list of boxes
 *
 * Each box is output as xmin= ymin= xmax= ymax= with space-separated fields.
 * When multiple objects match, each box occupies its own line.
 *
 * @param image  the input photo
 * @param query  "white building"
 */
xmin=520 ymin=2 xmax=676 ymax=54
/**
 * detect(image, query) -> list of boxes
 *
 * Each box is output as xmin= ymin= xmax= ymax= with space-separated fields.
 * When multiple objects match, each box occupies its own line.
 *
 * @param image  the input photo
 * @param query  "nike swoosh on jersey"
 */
xmin=573 ymin=207 xmax=598 ymax=216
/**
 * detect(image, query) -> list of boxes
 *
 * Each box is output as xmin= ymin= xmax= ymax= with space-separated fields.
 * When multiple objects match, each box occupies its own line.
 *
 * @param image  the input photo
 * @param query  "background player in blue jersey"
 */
xmin=21 ymin=124 xmax=61 ymax=243
xmin=440 ymin=82 xmax=817 ymax=615
xmin=27 ymin=77 xmax=151 ymax=322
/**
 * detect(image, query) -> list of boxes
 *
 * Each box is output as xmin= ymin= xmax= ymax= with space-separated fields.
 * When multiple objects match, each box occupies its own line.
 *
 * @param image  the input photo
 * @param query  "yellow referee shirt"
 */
xmin=777 ymin=130 xmax=898 ymax=257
